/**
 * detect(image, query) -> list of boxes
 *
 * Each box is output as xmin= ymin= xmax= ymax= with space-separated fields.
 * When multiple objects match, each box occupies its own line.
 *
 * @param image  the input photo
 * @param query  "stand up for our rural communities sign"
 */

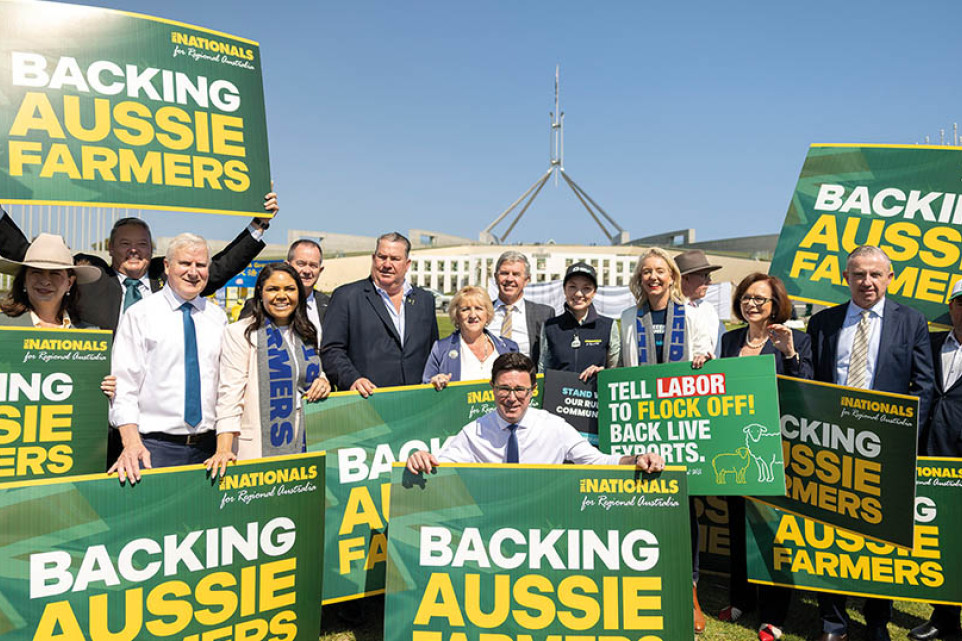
xmin=0 ymin=0 xmax=271 ymax=216
xmin=770 ymin=144 xmax=962 ymax=326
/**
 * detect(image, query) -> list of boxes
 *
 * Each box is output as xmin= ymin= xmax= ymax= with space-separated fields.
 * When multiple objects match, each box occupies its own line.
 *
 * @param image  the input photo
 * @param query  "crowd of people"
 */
xmin=0 ymin=202 xmax=958 ymax=641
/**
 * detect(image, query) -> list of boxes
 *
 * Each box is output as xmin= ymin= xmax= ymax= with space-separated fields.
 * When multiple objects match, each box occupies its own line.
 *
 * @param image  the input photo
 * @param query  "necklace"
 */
xmin=466 ymin=335 xmax=490 ymax=360
xmin=744 ymin=333 xmax=768 ymax=349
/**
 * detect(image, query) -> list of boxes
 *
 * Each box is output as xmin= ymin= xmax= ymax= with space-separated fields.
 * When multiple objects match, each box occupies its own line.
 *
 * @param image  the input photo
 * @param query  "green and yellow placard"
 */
xmin=770 ymin=144 xmax=962 ymax=325
xmin=304 ymin=378 xmax=542 ymax=604
xmin=754 ymin=377 xmax=918 ymax=548
xmin=747 ymin=457 xmax=962 ymax=604
xmin=0 ymin=452 xmax=325 ymax=640
xmin=598 ymin=355 xmax=785 ymax=495
xmin=386 ymin=464 xmax=693 ymax=641
xmin=0 ymin=327 xmax=111 ymax=481
xmin=0 ymin=0 xmax=271 ymax=216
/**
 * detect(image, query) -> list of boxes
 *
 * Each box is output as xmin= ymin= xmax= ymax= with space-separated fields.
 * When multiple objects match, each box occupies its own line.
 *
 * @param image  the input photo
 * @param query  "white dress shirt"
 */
xmin=688 ymin=298 xmax=721 ymax=353
xmin=439 ymin=407 xmax=620 ymax=465
xmin=493 ymin=296 xmax=530 ymax=356
xmin=110 ymin=286 xmax=228 ymax=435
xmin=836 ymin=298 xmax=885 ymax=387
xmin=940 ymin=332 xmax=962 ymax=390
xmin=305 ymin=291 xmax=322 ymax=343
xmin=374 ymin=280 xmax=413 ymax=346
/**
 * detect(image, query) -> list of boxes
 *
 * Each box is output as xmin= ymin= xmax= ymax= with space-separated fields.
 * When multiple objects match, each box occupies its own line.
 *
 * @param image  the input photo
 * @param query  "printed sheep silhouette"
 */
xmin=711 ymin=447 xmax=752 ymax=484
xmin=743 ymin=423 xmax=784 ymax=483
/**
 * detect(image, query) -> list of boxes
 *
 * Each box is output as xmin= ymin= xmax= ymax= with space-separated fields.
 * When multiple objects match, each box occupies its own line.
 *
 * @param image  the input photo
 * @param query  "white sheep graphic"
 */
xmin=742 ymin=423 xmax=783 ymax=483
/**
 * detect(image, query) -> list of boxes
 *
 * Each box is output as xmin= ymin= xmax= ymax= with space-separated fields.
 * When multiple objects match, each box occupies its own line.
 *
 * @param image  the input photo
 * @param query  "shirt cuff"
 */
xmin=247 ymin=223 xmax=265 ymax=241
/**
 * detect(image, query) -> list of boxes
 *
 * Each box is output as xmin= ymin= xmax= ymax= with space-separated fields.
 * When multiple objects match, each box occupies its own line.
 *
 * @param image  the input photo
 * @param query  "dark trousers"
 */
xmin=142 ymin=432 xmax=216 ymax=468
xmin=930 ymin=604 xmax=961 ymax=630
xmin=728 ymin=497 xmax=792 ymax=625
xmin=690 ymin=498 xmax=700 ymax=584
xmin=818 ymin=593 xmax=891 ymax=633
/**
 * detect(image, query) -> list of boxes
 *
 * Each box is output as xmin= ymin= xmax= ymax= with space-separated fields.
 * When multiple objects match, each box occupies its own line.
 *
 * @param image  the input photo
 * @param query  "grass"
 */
xmin=317 ymin=581 xmax=935 ymax=641
xmin=437 ymin=313 xmax=455 ymax=339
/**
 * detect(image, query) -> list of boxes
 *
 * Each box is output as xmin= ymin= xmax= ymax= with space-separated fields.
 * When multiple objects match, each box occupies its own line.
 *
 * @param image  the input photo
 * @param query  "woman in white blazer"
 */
xmin=206 ymin=263 xmax=330 ymax=475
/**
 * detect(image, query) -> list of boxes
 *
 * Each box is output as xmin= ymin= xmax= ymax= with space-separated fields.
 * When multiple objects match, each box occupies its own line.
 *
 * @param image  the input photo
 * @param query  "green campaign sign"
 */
xmin=755 ymin=377 xmax=918 ymax=548
xmin=769 ymin=144 xmax=962 ymax=325
xmin=304 ymin=379 xmax=543 ymax=604
xmin=0 ymin=327 xmax=111 ymax=481
xmin=693 ymin=496 xmax=733 ymax=576
xmin=0 ymin=452 xmax=325 ymax=640
xmin=746 ymin=457 xmax=962 ymax=605
xmin=386 ymin=464 xmax=693 ymax=641
xmin=598 ymin=355 xmax=785 ymax=495
xmin=0 ymin=0 xmax=271 ymax=216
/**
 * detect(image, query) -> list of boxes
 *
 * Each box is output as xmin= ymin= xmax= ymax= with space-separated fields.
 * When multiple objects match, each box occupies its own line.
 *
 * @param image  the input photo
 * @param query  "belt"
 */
xmin=142 ymin=431 xmax=215 ymax=446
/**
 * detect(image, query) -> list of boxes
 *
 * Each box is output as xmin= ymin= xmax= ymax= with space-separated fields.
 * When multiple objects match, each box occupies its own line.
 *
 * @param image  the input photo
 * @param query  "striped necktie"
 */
xmin=501 ymin=305 xmax=514 ymax=340
xmin=847 ymin=310 xmax=871 ymax=389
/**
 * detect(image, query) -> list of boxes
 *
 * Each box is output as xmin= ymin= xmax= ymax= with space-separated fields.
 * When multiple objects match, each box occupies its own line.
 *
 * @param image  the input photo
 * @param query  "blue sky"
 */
xmin=66 ymin=0 xmax=962 ymax=246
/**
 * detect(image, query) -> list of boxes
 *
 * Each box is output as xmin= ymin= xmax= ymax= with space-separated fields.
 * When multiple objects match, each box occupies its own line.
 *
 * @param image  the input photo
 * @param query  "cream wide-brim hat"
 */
xmin=0 ymin=233 xmax=101 ymax=284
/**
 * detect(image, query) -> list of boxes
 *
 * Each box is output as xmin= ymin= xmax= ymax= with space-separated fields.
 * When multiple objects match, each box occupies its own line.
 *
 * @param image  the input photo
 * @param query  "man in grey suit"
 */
xmin=807 ymin=245 xmax=935 ymax=641
xmin=490 ymin=251 xmax=554 ymax=366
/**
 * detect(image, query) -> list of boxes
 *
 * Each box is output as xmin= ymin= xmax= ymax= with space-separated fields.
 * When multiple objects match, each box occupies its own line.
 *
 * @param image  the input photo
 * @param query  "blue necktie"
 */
xmin=181 ymin=303 xmax=202 ymax=427
xmin=505 ymin=424 xmax=519 ymax=463
xmin=123 ymin=278 xmax=143 ymax=311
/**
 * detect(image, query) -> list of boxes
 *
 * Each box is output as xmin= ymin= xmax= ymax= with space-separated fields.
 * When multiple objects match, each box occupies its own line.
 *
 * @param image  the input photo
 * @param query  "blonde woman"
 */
xmin=618 ymin=247 xmax=715 ymax=634
xmin=422 ymin=286 xmax=519 ymax=390
xmin=620 ymin=247 xmax=713 ymax=367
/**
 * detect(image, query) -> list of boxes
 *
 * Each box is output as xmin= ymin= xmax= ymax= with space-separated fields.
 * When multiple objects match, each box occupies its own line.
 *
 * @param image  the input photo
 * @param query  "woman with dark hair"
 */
xmin=207 ymin=263 xmax=330 ymax=475
xmin=539 ymin=262 xmax=620 ymax=381
xmin=0 ymin=233 xmax=100 ymax=328
xmin=1 ymin=233 xmax=116 ymax=407
xmin=718 ymin=272 xmax=812 ymax=641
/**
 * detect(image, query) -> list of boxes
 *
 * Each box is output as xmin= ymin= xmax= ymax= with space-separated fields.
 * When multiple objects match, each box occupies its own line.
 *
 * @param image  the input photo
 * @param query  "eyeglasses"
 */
xmin=740 ymin=296 xmax=772 ymax=306
xmin=493 ymin=385 xmax=533 ymax=398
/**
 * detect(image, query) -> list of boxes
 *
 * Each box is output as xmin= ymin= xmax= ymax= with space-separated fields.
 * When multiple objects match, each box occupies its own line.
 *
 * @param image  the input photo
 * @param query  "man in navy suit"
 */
xmin=807 ymin=245 xmax=935 ymax=641
xmin=909 ymin=281 xmax=962 ymax=641
xmin=321 ymin=232 xmax=438 ymax=396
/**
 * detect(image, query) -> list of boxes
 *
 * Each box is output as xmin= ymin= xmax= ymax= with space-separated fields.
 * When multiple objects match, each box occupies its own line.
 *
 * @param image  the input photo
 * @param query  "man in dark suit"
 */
xmin=909 ymin=281 xmax=962 ymax=641
xmin=0 ymin=193 xmax=278 ymax=331
xmin=321 ymin=232 xmax=438 ymax=396
xmin=807 ymin=245 xmax=935 ymax=641
xmin=490 ymin=250 xmax=554 ymax=365
xmin=240 ymin=238 xmax=329 ymax=341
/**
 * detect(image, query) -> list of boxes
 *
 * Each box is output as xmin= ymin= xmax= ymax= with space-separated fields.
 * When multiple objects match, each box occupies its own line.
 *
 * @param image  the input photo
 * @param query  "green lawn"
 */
xmin=437 ymin=313 xmax=454 ymax=339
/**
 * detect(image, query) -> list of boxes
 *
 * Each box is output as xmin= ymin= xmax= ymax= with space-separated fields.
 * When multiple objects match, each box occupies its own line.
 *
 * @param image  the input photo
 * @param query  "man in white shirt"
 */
xmin=676 ymin=249 xmax=723 ymax=354
xmin=241 ymin=238 xmax=328 ymax=342
xmin=407 ymin=353 xmax=664 ymax=471
xmin=490 ymin=251 xmax=554 ymax=365
xmin=108 ymin=233 xmax=228 ymax=483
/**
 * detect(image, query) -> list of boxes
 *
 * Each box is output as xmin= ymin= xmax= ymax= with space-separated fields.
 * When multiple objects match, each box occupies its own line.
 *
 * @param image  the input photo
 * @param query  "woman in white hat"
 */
xmin=0 ymin=233 xmax=101 ymax=328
